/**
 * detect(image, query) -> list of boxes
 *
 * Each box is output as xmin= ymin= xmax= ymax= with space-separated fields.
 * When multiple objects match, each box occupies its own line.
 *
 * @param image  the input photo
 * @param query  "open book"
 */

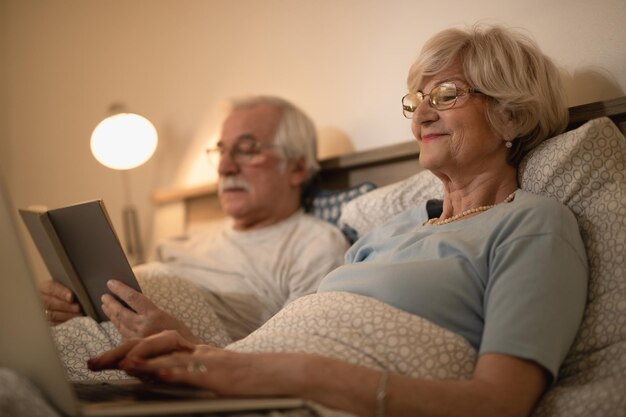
xmin=19 ymin=200 xmax=141 ymax=322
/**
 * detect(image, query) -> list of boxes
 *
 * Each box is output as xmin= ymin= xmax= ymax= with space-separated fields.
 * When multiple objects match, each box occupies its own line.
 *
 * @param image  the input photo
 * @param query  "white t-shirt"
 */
xmin=156 ymin=210 xmax=349 ymax=340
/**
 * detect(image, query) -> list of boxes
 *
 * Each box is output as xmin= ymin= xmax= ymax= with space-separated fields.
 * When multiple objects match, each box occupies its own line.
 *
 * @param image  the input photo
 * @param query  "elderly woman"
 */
xmin=89 ymin=25 xmax=588 ymax=417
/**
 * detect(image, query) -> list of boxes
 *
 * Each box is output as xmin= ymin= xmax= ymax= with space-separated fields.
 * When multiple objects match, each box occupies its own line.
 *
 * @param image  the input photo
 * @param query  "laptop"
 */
xmin=0 ymin=178 xmax=305 ymax=416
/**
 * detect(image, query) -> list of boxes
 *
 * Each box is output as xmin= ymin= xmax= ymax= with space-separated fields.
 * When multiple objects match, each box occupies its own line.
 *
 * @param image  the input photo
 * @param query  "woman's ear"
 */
xmin=288 ymin=157 xmax=308 ymax=187
xmin=498 ymin=107 xmax=518 ymax=140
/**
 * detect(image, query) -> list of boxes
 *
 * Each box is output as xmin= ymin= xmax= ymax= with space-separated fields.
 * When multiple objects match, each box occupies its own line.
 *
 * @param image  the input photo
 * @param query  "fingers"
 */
xmin=38 ymin=280 xmax=82 ymax=325
xmin=45 ymin=293 xmax=81 ymax=313
xmin=101 ymin=292 xmax=130 ymax=320
xmin=88 ymin=338 xmax=142 ymax=371
xmin=101 ymin=293 xmax=140 ymax=339
xmin=123 ymin=330 xmax=198 ymax=364
xmin=45 ymin=309 xmax=83 ymax=325
xmin=126 ymin=348 xmax=249 ymax=395
xmin=39 ymin=280 xmax=75 ymax=302
xmin=103 ymin=280 xmax=189 ymax=340
xmin=88 ymin=330 xmax=196 ymax=372
xmin=101 ymin=290 xmax=164 ymax=339
xmin=107 ymin=280 xmax=153 ymax=313
xmin=124 ymin=352 xmax=212 ymax=387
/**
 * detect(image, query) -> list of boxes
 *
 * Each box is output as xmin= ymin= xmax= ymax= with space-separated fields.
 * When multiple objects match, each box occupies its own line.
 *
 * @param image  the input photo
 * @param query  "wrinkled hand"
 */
xmin=102 ymin=280 xmax=201 ymax=343
xmin=88 ymin=329 xmax=197 ymax=374
xmin=38 ymin=280 xmax=83 ymax=325
xmin=90 ymin=329 xmax=305 ymax=398
xmin=130 ymin=348 xmax=301 ymax=397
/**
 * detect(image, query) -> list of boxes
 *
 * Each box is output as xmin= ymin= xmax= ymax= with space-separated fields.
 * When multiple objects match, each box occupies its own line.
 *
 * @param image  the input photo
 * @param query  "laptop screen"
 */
xmin=0 ymin=177 xmax=80 ymax=415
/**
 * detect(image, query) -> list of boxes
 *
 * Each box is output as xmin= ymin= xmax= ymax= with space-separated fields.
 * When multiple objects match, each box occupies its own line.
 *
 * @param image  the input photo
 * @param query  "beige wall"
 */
xmin=2 ymin=0 xmax=625 ymax=279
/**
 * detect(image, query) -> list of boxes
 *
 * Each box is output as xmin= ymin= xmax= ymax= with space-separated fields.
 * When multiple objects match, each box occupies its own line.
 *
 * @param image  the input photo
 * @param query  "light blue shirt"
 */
xmin=318 ymin=190 xmax=588 ymax=379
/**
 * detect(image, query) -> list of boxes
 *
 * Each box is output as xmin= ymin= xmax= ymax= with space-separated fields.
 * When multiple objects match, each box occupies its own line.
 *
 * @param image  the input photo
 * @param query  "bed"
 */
xmin=150 ymin=96 xmax=626 ymax=417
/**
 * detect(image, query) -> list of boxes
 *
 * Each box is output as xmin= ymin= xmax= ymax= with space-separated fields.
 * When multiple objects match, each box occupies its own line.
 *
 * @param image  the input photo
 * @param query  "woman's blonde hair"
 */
xmin=407 ymin=24 xmax=568 ymax=165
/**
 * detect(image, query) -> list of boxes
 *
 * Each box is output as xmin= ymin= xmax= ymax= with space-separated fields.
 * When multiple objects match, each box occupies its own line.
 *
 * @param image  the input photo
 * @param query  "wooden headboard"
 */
xmin=151 ymin=96 xmax=626 ymax=233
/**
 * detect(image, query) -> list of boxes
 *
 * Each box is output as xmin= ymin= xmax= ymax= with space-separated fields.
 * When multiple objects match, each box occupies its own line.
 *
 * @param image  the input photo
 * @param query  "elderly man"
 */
xmin=39 ymin=96 xmax=349 ymax=343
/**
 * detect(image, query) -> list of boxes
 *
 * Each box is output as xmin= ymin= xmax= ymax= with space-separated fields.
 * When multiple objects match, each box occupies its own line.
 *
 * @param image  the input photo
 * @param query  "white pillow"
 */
xmin=520 ymin=117 xmax=626 ymax=417
xmin=339 ymin=169 xmax=443 ymax=237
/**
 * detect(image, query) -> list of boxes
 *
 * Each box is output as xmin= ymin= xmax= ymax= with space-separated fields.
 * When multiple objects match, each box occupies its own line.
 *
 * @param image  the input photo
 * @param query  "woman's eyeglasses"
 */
xmin=401 ymin=82 xmax=482 ymax=118
xmin=206 ymin=134 xmax=282 ymax=166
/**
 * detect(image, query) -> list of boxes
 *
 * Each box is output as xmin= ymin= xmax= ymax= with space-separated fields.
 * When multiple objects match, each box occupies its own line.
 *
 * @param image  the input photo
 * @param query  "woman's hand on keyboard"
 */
xmin=87 ymin=329 xmax=197 ymax=376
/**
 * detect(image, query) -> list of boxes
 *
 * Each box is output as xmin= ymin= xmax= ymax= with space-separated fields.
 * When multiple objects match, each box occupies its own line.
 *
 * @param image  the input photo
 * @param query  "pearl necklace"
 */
xmin=426 ymin=191 xmax=517 ymax=226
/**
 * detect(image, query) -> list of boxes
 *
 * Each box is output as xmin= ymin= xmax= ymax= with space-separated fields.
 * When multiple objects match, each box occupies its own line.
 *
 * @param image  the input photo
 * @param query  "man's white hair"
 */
xmin=229 ymin=95 xmax=320 ymax=181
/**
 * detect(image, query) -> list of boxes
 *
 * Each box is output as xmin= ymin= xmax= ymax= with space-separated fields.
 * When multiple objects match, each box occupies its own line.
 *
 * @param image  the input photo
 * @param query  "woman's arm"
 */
xmin=250 ymin=352 xmax=547 ymax=417
xmin=98 ymin=331 xmax=547 ymax=417
xmin=374 ymin=353 xmax=548 ymax=417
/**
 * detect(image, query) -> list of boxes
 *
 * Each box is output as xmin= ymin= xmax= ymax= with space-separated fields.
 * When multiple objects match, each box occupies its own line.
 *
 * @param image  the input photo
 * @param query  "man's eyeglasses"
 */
xmin=401 ymin=82 xmax=482 ymax=118
xmin=206 ymin=134 xmax=282 ymax=166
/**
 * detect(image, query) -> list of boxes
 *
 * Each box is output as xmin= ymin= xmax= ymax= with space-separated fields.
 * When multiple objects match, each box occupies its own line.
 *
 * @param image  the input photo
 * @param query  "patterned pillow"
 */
xmin=339 ymin=169 xmax=444 ymax=237
xmin=306 ymin=182 xmax=376 ymax=242
xmin=519 ymin=117 xmax=626 ymax=417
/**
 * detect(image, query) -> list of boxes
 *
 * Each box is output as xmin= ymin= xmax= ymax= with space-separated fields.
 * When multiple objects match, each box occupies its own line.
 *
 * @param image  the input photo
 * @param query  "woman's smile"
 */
xmin=420 ymin=132 xmax=448 ymax=143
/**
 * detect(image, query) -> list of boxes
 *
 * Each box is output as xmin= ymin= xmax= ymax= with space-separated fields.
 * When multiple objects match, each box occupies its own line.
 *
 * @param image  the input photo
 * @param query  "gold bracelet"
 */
xmin=376 ymin=371 xmax=389 ymax=417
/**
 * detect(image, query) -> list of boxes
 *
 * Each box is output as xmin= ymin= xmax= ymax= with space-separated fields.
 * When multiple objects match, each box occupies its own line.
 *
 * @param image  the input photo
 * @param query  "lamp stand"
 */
xmin=121 ymin=171 xmax=144 ymax=265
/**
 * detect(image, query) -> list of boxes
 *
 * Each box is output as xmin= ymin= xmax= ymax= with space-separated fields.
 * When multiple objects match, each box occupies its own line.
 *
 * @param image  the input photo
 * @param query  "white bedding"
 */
xmin=46 ymin=265 xmax=476 ymax=416
xmin=230 ymin=292 xmax=476 ymax=380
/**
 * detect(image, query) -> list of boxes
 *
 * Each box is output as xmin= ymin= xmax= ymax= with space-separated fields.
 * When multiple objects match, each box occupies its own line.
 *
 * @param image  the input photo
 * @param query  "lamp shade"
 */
xmin=90 ymin=113 xmax=158 ymax=170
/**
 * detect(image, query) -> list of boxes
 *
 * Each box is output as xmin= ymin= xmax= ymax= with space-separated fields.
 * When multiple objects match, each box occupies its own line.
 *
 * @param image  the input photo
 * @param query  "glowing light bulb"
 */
xmin=90 ymin=113 xmax=158 ymax=170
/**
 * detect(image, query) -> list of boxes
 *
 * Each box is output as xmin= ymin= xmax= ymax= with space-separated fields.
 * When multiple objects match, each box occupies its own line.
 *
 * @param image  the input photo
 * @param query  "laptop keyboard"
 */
xmin=73 ymin=380 xmax=218 ymax=402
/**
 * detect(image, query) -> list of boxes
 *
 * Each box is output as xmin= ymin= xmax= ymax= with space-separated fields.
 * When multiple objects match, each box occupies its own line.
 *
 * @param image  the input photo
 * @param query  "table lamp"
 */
xmin=90 ymin=104 xmax=158 ymax=264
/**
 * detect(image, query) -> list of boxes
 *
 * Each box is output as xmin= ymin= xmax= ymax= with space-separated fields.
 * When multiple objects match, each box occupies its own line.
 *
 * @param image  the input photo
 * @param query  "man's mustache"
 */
xmin=218 ymin=176 xmax=252 ymax=194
